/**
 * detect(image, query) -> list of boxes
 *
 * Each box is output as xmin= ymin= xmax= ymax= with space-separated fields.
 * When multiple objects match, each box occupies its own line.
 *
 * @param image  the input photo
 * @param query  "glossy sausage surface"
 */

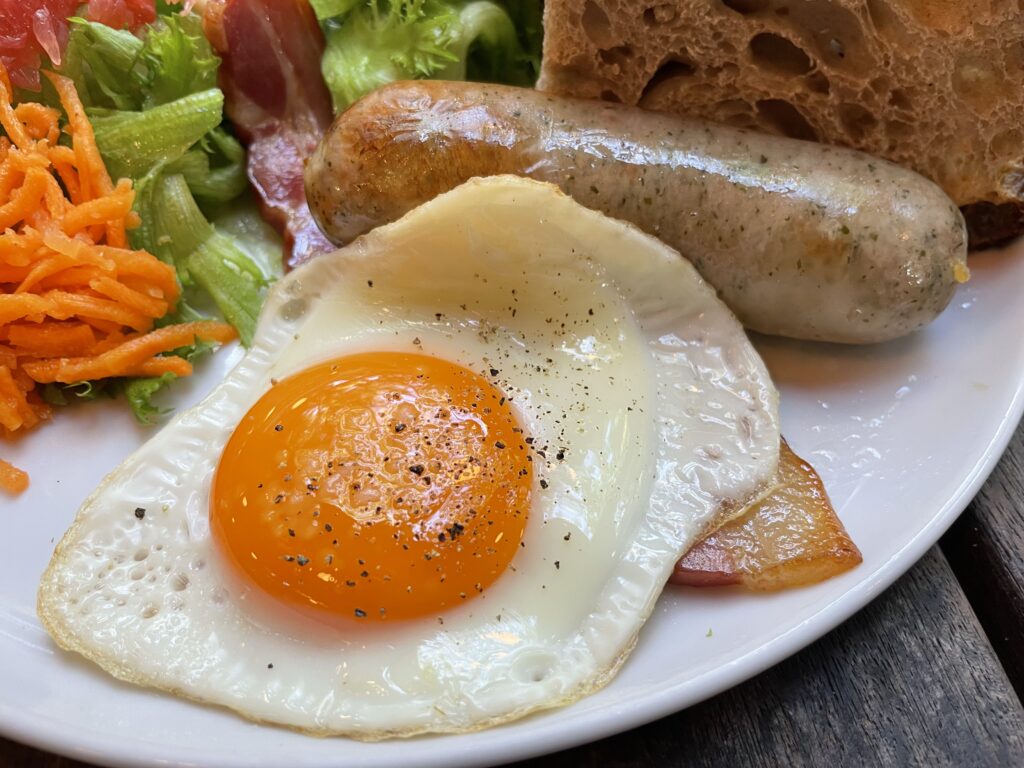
xmin=306 ymin=81 xmax=968 ymax=343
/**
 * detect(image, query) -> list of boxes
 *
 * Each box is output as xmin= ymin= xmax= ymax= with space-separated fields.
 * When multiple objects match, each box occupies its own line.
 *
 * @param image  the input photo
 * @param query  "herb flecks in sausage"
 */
xmin=307 ymin=82 xmax=968 ymax=344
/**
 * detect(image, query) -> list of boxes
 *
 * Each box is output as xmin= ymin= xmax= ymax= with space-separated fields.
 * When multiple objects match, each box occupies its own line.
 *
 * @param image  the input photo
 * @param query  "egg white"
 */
xmin=38 ymin=176 xmax=779 ymax=737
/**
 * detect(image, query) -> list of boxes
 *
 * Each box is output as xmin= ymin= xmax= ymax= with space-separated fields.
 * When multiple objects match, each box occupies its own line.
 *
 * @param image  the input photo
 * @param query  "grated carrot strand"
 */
xmin=0 ymin=62 xmax=239 ymax=494
xmin=0 ymin=457 xmax=29 ymax=496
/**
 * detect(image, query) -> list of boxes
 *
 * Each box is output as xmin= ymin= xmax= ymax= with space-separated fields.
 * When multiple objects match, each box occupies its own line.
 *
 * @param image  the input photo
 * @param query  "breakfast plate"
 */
xmin=3 ymin=234 xmax=1023 ymax=767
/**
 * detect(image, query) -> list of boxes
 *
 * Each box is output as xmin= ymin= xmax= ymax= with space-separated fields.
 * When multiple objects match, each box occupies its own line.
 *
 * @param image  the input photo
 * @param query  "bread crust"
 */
xmin=538 ymin=0 xmax=1024 ymax=246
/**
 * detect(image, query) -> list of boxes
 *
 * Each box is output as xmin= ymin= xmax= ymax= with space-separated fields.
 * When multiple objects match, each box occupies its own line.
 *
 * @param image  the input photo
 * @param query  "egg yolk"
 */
xmin=210 ymin=352 xmax=532 ymax=622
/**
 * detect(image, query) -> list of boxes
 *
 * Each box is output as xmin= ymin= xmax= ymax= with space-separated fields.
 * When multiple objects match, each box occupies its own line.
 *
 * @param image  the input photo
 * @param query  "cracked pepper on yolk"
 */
xmin=211 ymin=352 xmax=532 ymax=621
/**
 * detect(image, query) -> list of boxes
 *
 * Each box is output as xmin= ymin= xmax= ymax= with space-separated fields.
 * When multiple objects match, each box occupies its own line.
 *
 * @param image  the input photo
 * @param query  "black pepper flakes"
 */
xmin=296 ymin=555 xmax=309 ymax=566
xmin=134 ymin=507 xmax=146 ymax=520
xmin=539 ymin=479 xmax=549 ymax=489
xmin=354 ymin=608 xmax=367 ymax=618
xmin=394 ymin=423 xmax=406 ymax=433
xmin=409 ymin=464 xmax=425 ymax=475
xmin=274 ymin=424 xmax=284 ymax=432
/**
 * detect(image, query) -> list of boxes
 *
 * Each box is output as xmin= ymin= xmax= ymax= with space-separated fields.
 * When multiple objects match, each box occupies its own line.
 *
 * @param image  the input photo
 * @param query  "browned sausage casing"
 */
xmin=306 ymin=81 xmax=968 ymax=344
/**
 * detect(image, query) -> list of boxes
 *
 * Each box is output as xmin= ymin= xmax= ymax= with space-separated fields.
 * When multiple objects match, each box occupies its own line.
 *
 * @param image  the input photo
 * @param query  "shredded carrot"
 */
xmin=0 ymin=458 xmax=29 ymax=496
xmin=0 ymin=63 xmax=237 ymax=495
xmin=0 ymin=294 xmax=55 ymax=325
xmin=0 ymin=166 xmax=48 ymax=231
xmin=22 ymin=321 xmax=236 ymax=383
xmin=13 ymin=103 xmax=60 ymax=145
xmin=135 ymin=356 xmax=194 ymax=378
xmin=62 ymin=181 xmax=135 ymax=237
xmin=45 ymin=291 xmax=153 ymax=332
xmin=7 ymin=323 xmax=96 ymax=358
xmin=88 ymin=277 xmax=169 ymax=318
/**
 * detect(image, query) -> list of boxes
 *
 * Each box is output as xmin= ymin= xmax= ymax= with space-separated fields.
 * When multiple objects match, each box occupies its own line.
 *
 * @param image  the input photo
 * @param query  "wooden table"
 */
xmin=4 ymin=424 xmax=1023 ymax=768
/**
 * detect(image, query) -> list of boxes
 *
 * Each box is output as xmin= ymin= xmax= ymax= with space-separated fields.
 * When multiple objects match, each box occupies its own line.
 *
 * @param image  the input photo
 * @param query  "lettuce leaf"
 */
xmin=134 ymin=174 xmax=268 ymax=345
xmin=53 ymin=11 xmax=280 ymax=424
xmin=60 ymin=19 xmax=144 ymax=110
xmin=124 ymin=373 xmax=178 ymax=425
xmin=88 ymin=89 xmax=224 ymax=179
xmin=310 ymin=0 xmax=364 ymax=18
xmin=61 ymin=13 xmax=244 ymax=210
xmin=443 ymin=2 xmax=533 ymax=85
xmin=170 ymin=128 xmax=247 ymax=204
xmin=317 ymin=0 xmax=541 ymax=112
xmin=60 ymin=13 xmax=276 ymax=350
xmin=40 ymin=380 xmax=111 ymax=406
xmin=137 ymin=13 xmax=219 ymax=109
xmin=62 ymin=13 xmax=218 ymax=111
xmin=123 ymin=336 xmax=217 ymax=424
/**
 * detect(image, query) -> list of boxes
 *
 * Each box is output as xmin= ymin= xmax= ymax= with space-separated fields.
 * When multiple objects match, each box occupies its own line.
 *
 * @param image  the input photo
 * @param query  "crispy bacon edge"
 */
xmin=671 ymin=441 xmax=862 ymax=590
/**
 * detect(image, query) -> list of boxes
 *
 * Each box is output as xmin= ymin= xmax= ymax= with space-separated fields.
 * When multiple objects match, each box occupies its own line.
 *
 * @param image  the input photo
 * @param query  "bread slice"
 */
xmin=537 ymin=0 xmax=1024 ymax=247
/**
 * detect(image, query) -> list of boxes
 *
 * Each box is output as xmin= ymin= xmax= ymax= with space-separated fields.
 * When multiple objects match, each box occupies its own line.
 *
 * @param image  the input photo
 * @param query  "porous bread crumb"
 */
xmin=538 ymin=0 xmax=1024 ymax=247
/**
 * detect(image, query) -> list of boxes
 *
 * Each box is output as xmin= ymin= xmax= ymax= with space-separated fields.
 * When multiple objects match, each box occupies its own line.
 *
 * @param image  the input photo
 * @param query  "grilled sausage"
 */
xmin=306 ymin=81 xmax=968 ymax=344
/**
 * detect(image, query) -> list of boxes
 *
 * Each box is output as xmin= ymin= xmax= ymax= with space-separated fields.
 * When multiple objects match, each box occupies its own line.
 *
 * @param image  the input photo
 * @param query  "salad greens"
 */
xmin=35 ymin=0 xmax=543 ymax=423
xmin=313 ymin=0 xmax=542 ymax=112
xmin=87 ymin=89 xmax=225 ymax=179
xmin=49 ymin=11 xmax=278 ymax=422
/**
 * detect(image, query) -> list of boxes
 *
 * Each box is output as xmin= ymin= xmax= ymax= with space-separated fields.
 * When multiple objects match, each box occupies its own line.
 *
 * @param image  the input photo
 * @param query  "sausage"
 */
xmin=305 ymin=81 xmax=969 ymax=344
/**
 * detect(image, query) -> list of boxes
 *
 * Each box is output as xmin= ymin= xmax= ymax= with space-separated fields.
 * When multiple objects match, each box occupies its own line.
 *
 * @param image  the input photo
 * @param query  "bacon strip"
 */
xmin=672 ymin=440 xmax=862 ymax=590
xmin=204 ymin=0 xmax=335 ymax=268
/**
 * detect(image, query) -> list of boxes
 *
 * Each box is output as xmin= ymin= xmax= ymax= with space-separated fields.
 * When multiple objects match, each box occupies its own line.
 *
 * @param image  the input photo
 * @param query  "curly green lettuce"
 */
xmin=314 ymin=0 xmax=542 ymax=112
xmin=51 ymin=11 xmax=280 ymax=422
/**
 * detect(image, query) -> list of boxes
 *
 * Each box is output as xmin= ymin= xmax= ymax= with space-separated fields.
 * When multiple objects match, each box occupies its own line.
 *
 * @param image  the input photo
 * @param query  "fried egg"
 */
xmin=38 ymin=176 xmax=779 ymax=737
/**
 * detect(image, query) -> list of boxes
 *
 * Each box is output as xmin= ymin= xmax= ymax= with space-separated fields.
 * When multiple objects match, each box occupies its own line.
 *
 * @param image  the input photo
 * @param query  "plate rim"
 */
xmin=5 ymin=243 xmax=1024 ymax=768
xmin=3 ymin=370 xmax=1021 ymax=768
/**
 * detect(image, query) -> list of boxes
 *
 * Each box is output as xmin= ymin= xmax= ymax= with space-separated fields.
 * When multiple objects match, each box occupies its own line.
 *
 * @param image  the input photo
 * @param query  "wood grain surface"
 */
xmin=942 ymin=424 xmax=1024 ymax=699
xmin=3 ymin=542 xmax=1022 ymax=767
xmin=512 ymin=548 xmax=1024 ymax=768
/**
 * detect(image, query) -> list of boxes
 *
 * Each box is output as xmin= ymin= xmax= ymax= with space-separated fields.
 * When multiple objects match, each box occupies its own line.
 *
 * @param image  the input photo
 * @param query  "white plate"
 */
xmin=3 ymin=239 xmax=1023 ymax=768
